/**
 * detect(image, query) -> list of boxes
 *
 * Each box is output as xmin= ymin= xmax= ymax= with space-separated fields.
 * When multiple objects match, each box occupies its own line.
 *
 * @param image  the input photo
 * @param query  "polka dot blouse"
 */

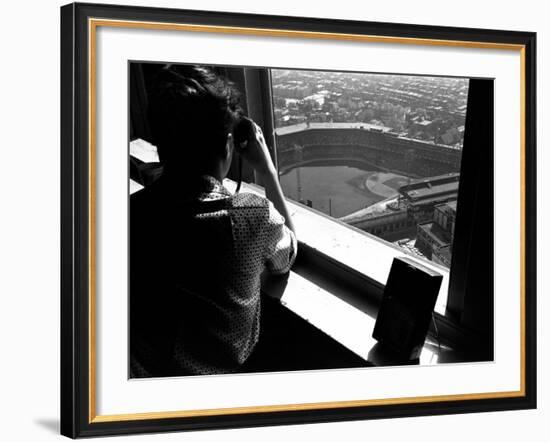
xmin=130 ymin=175 xmax=297 ymax=377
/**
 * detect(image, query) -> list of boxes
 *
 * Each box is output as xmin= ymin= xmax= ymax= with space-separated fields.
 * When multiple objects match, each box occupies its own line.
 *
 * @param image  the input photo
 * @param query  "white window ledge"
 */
xmin=262 ymin=265 xmax=444 ymax=365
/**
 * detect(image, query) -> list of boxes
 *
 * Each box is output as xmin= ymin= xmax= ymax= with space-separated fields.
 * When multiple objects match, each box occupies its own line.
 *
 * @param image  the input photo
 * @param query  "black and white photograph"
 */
xmin=1 ymin=0 xmax=545 ymax=440
xmin=56 ymin=3 xmax=536 ymax=438
xmin=128 ymin=62 xmax=494 ymax=378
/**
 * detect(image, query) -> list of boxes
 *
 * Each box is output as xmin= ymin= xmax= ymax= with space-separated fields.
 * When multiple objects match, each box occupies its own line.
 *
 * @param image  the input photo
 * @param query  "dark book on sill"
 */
xmin=372 ymin=256 xmax=442 ymax=361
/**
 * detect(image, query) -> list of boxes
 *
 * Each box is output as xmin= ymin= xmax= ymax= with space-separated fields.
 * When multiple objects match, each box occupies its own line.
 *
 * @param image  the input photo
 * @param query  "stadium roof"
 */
xmin=275 ymin=122 xmax=392 ymax=136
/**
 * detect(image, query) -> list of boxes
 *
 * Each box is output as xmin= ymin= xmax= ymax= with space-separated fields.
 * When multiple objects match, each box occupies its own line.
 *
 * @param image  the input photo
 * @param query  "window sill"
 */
xmin=260 ymin=267 xmax=454 ymax=365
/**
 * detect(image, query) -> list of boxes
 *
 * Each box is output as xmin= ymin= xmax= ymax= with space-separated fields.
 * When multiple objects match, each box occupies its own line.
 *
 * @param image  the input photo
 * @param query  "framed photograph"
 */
xmin=60 ymin=2 xmax=536 ymax=438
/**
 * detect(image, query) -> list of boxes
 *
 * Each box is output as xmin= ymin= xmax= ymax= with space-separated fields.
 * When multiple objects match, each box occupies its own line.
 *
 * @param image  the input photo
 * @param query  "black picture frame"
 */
xmin=61 ymin=2 xmax=537 ymax=438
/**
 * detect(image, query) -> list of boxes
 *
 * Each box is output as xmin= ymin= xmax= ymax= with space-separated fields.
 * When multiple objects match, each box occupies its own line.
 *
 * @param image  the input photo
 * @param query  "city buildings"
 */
xmin=270 ymin=69 xmax=467 ymax=268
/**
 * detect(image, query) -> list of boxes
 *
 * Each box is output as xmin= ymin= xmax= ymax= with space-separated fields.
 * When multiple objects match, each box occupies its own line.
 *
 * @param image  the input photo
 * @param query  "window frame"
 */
xmin=239 ymin=67 xmax=493 ymax=354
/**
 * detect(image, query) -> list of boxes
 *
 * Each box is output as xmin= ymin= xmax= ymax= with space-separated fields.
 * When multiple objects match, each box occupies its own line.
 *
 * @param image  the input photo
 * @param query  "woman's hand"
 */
xmin=234 ymin=118 xmax=295 ymax=234
xmin=237 ymin=120 xmax=276 ymax=177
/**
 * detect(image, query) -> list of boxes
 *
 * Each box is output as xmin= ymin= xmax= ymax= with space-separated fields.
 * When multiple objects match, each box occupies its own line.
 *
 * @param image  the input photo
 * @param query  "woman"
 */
xmin=130 ymin=65 xmax=297 ymax=377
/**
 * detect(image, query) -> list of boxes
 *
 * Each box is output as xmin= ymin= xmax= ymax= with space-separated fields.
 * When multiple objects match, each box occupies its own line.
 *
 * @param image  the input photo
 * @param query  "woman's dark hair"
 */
xmin=147 ymin=65 xmax=243 ymax=173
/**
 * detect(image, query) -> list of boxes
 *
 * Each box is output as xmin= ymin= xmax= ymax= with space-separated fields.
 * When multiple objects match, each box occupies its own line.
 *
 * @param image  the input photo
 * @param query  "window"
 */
xmin=270 ymin=69 xmax=469 ymax=270
xmin=129 ymin=62 xmax=495 ymax=359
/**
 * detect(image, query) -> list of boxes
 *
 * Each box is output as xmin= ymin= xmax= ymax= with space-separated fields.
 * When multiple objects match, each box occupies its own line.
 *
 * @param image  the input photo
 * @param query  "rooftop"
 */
xmin=418 ymin=221 xmax=452 ymax=247
xmin=403 ymin=182 xmax=459 ymax=202
xmin=436 ymin=200 xmax=458 ymax=213
xmin=275 ymin=122 xmax=392 ymax=136
xmin=399 ymin=174 xmax=460 ymax=202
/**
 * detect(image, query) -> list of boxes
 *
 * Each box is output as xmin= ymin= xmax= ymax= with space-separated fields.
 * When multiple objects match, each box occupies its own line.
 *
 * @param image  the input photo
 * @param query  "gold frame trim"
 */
xmin=88 ymin=18 xmax=527 ymax=423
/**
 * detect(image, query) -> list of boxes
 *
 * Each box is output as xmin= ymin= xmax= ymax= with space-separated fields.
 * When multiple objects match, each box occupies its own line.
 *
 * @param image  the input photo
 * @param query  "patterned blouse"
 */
xmin=130 ymin=175 xmax=297 ymax=377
